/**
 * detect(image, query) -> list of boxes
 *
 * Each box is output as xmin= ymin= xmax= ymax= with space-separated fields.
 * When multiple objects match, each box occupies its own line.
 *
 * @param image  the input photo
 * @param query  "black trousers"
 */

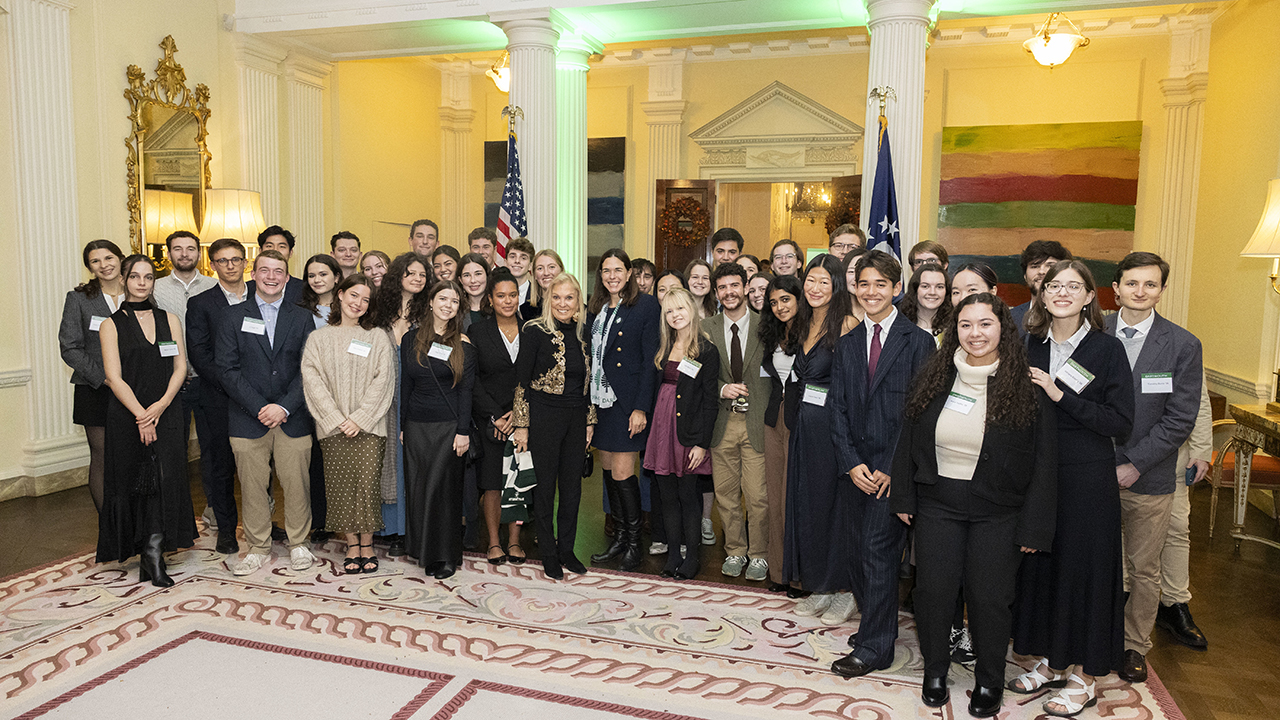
xmin=192 ymin=393 xmax=238 ymax=532
xmin=528 ymin=399 xmax=588 ymax=565
xmin=309 ymin=430 xmax=326 ymax=531
xmin=914 ymin=475 xmax=1022 ymax=688
xmin=849 ymin=489 xmax=908 ymax=668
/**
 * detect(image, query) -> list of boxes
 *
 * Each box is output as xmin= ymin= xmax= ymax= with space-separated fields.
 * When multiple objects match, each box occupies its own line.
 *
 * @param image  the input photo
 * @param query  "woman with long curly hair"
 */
xmin=890 ymin=293 xmax=1058 ymax=716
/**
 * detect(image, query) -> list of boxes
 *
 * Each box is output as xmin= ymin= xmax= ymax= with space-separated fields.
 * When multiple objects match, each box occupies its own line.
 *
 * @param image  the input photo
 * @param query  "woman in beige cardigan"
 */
xmin=302 ymin=274 xmax=397 ymax=573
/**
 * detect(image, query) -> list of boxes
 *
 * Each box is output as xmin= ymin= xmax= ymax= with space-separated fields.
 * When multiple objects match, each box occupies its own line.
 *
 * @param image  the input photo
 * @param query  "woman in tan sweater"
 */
xmin=302 ymin=274 xmax=397 ymax=573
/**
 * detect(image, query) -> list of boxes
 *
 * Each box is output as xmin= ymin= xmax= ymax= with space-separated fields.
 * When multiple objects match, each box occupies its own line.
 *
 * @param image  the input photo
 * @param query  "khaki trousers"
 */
xmin=232 ymin=427 xmax=313 ymax=554
xmin=1159 ymin=468 xmax=1193 ymax=605
xmin=1120 ymin=488 xmax=1175 ymax=654
xmin=764 ymin=419 xmax=790 ymax=584
xmin=710 ymin=413 xmax=768 ymax=559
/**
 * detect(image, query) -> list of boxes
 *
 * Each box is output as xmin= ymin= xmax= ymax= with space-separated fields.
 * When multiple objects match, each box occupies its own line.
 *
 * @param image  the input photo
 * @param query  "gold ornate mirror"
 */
xmin=125 ymin=36 xmax=211 ymax=264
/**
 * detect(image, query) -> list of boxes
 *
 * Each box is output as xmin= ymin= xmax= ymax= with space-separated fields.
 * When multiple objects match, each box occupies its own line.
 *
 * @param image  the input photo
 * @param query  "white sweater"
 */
xmin=935 ymin=348 xmax=999 ymax=480
xmin=301 ymin=324 xmax=397 ymax=439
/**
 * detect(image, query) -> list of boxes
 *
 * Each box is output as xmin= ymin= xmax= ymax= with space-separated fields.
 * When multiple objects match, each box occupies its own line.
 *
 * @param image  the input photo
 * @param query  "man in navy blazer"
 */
xmin=829 ymin=250 xmax=936 ymax=678
xmin=1107 ymin=251 xmax=1203 ymax=684
xmin=186 ymin=238 xmax=251 ymax=555
xmin=216 ymin=250 xmax=316 ymax=577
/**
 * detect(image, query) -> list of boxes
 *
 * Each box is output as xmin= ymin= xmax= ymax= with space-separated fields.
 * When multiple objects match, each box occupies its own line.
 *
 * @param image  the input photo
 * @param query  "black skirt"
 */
xmin=403 ymin=419 xmax=464 ymax=567
xmin=73 ymin=383 xmax=110 ymax=427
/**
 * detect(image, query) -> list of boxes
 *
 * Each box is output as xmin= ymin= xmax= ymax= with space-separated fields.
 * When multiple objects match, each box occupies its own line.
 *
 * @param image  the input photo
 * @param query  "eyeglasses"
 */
xmin=212 ymin=257 xmax=245 ymax=267
xmin=830 ymin=242 xmax=858 ymax=253
xmin=773 ymin=253 xmax=797 ymax=262
xmin=1043 ymin=281 xmax=1086 ymax=295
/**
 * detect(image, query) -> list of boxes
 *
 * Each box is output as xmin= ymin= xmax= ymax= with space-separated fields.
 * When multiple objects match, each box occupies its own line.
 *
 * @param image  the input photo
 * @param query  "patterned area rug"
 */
xmin=1 ymin=531 xmax=1186 ymax=719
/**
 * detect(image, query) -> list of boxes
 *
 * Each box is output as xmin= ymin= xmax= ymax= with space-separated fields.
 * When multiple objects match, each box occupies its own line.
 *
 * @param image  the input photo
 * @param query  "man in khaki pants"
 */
xmin=703 ymin=257 xmax=771 ymax=582
xmin=216 ymin=251 xmax=317 ymax=576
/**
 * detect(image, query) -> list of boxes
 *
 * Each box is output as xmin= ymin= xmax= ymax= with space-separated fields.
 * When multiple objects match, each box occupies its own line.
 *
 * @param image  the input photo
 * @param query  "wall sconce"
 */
xmin=1239 ymin=178 xmax=1280 ymax=406
xmin=487 ymin=52 xmax=510 ymax=93
xmin=1023 ymin=13 xmax=1090 ymax=68
xmin=200 ymin=188 xmax=267 ymax=278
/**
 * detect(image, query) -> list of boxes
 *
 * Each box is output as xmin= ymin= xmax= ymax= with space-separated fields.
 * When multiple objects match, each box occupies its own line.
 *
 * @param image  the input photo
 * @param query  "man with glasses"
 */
xmin=906 ymin=241 xmax=949 ymax=273
xmin=186 ymin=238 xmax=250 ymax=555
xmin=1012 ymin=240 xmax=1072 ymax=335
xmin=770 ymin=239 xmax=802 ymax=277
xmin=828 ymin=224 xmax=865 ymax=261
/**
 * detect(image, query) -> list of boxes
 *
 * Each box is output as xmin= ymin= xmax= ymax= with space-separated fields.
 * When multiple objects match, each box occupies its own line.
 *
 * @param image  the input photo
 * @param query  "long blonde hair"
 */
xmin=531 ymin=272 xmax=584 ymax=343
xmin=654 ymin=288 xmax=710 ymax=369
xmin=530 ymin=248 xmax=565 ymax=307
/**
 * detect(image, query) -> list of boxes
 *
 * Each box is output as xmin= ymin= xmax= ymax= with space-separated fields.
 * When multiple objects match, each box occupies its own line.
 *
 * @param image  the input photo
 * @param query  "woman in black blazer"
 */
xmin=642 ymin=288 xmax=720 ymax=579
xmin=470 ymin=269 xmax=526 ymax=565
xmin=891 ymin=293 xmax=1057 ymax=717
xmin=759 ymin=273 xmax=802 ymax=593
xmin=59 ymin=239 xmax=127 ymax=513
xmin=585 ymin=249 xmax=661 ymax=572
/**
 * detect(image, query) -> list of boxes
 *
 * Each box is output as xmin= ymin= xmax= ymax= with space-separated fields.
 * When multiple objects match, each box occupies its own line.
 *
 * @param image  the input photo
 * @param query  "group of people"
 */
xmin=59 ymin=218 xmax=1212 ymax=719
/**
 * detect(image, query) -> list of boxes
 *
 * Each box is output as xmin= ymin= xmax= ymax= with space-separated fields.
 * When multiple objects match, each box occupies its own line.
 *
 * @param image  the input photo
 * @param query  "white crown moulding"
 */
xmin=929 ymin=5 xmax=1227 ymax=48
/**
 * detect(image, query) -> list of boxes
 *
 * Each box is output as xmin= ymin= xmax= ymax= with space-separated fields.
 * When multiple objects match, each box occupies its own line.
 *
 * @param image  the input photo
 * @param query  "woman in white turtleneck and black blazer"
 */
xmin=890 ymin=292 xmax=1058 ymax=718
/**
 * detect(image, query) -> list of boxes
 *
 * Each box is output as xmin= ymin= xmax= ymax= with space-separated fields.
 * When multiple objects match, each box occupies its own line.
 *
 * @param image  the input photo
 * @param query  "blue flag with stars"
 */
xmin=867 ymin=115 xmax=901 ymax=263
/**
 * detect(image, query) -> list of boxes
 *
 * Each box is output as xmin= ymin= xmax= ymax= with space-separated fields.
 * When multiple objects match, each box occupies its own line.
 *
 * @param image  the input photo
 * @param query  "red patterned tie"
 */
xmin=868 ymin=324 xmax=882 ymax=385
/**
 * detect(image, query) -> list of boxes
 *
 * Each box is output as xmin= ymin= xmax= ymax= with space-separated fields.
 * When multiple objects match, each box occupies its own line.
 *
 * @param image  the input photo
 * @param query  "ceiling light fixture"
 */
xmin=487 ymin=51 xmax=510 ymax=93
xmin=1023 ymin=13 xmax=1090 ymax=68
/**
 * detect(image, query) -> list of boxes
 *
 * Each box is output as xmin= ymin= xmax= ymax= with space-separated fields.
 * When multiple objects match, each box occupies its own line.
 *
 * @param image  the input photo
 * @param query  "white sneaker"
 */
xmin=201 ymin=506 xmax=217 ymax=530
xmin=744 ymin=558 xmax=769 ymax=582
xmin=701 ymin=518 xmax=716 ymax=545
xmin=721 ymin=555 xmax=748 ymax=577
xmin=820 ymin=592 xmax=857 ymax=625
xmin=794 ymin=592 xmax=833 ymax=617
xmin=649 ymin=542 xmax=668 ymax=555
xmin=231 ymin=552 xmax=268 ymax=576
xmin=290 ymin=546 xmax=316 ymax=571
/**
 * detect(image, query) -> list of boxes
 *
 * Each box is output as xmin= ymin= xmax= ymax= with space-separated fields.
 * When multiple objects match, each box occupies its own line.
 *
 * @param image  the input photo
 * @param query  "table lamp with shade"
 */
xmin=199 ymin=188 xmax=267 ymax=279
xmin=1239 ymin=178 xmax=1280 ymax=409
xmin=142 ymin=189 xmax=199 ymax=272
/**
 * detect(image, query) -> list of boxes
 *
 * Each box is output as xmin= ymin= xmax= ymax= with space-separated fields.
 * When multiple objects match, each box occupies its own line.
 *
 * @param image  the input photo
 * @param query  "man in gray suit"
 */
xmin=704 ymin=260 xmax=772 ymax=582
xmin=1107 ymin=251 xmax=1203 ymax=684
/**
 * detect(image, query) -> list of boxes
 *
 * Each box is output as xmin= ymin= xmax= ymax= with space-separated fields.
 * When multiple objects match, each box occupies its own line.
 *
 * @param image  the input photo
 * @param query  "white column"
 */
xmin=860 ymin=0 xmax=933 ymax=250
xmin=283 ymin=53 xmax=331 ymax=261
xmin=1155 ymin=16 xmax=1211 ymax=327
xmin=234 ymin=36 xmax=286 ymax=226
xmin=492 ymin=11 xmax=560 ymax=256
xmin=556 ymin=34 xmax=601 ymax=284
xmin=641 ymin=49 xmax=688 ymax=256
xmin=439 ymin=61 xmax=475 ymax=250
xmin=8 ymin=0 xmax=87 ymax=479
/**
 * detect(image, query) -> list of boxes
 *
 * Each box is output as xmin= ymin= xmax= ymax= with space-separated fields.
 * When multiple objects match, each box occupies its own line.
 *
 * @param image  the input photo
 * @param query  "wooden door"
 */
xmin=655 ymin=179 xmax=716 ymax=272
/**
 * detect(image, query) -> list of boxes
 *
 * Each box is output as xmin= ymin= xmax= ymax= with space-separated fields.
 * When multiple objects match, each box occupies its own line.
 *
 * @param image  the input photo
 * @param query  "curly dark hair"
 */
xmin=904 ymin=292 xmax=1038 ymax=429
xmin=795 ymin=253 xmax=852 ymax=351
xmin=368 ymin=252 xmax=434 ymax=330
xmin=899 ymin=262 xmax=952 ymax=336
xmin=758 ymin=273 xmax=803 ymax=353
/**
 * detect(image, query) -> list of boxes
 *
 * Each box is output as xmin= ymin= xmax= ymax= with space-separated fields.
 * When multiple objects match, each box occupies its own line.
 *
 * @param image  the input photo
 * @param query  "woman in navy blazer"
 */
xmin=59 ymin=239 xmax=127 ymax=512
xmin=585 ymin=248 xmax=661 ymax=572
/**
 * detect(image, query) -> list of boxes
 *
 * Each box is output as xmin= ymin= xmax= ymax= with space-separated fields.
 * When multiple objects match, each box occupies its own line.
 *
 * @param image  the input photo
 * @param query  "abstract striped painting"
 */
xmin=938 ymin=121 xmax=1142 ymax=307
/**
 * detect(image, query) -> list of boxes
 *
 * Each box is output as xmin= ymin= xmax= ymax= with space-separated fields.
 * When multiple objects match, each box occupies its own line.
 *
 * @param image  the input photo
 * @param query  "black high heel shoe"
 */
xmin=139 ymin=533 xmax=174 ymax=588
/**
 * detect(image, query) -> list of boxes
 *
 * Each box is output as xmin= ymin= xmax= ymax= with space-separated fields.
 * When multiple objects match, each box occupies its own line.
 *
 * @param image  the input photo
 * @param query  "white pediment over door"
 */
xmin=690 ymin=81 xmax=863 ymax=181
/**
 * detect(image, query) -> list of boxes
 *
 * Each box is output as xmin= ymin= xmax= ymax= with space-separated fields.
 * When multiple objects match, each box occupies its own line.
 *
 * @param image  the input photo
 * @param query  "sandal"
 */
xmin=360 ymin=543 xmax=378 ymax=574
xmin=487 ymin=544 xmax=507 ymax=565
xmin=343 ymin=552 xmax=362 ymax=575
xmin=506 ymin=543 xmax=526 ymax=565
xmin=1042 ymin=674 xmax=1097 ymax=717
xmin=1007 ymin=658 xmax=1070 ymax=694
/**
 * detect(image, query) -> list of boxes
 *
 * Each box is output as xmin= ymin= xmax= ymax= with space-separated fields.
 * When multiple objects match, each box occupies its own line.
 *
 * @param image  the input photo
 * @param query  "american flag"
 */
xmin=496 ymin=131 xmax=526 ymax=261
xmin=867 ymin=114 xmax=901 ymax=264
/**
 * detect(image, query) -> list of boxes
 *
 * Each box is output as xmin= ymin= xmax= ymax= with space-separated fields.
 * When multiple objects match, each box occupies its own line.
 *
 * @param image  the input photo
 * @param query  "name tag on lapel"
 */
xmin=428 ymin=342 xmax=453 ymax=361
xmin=157 ymin=341 xmax=179 ymax=357
xmin=1141 ymin=372 xmax=1174 ymax=394
xmin=944 ymin=392 xmax=977 ymax=415
xmin=678 ymin=358 xmax=702 ymax=378
xmin=347 ymin=340 xmax=372 ymax=357
xmin=1055 ymin=358 xmax=1094 ymax=394
xmin=802 ymin=384 xmax=827 ymax=406
xmin=89 ymin=315 xmax=106 ymax=332
xmin=241 ymin=317 xmax=266 ymax=335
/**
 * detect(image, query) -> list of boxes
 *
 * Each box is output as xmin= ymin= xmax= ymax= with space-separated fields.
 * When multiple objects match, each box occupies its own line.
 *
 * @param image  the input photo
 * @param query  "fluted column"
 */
xmin=492 ymin=11 xmax=560 ymax=256
xmin=1155 ymin=16 xmax=1211 ymax=326
xmin=8 ymin=0 xmax=84 ymax=480
xmin=641 ymin=49 xmax=688 ymax=256
xmin=234 ymin=36 xmax=287 ymax=226
xmin=283 ymin=53 xmax=331 ymax=261
xmin=860 ymin=0 xmax=933 ymax=249
xmin=556 ymin=34 xmax=600 ymax=284
xmin=439 ymin=61 xmax=475 ymax=250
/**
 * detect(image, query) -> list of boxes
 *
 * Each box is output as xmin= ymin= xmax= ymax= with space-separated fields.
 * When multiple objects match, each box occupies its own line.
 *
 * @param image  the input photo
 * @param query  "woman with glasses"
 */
xmin=1011 ymin=260 xmax=1134 ymax=718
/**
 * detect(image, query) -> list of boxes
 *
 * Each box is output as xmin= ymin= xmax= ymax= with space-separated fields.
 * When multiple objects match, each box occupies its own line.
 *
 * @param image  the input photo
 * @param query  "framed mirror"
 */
xmin=126 ymin=36 xmax=211 ymax=269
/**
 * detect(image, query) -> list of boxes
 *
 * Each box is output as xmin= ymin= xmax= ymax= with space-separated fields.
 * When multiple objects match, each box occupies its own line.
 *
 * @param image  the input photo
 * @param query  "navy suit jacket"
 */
xmin=585 ymin=292 xmax=661 ymax=416
xmin=187 ymin=284 xmax=244 ymax=407
xmin=215 ymin=295 xmax=315 ymax=439
xmin=830 ymin=313 xmax=936 ymax=475
xmin=247 ymin=275 xmax=304 ymax=305
xmin=1106 ymin=312 xmax=1203 ymax=495
xmin=1010 ymin=301 xmax=1031 ymax=338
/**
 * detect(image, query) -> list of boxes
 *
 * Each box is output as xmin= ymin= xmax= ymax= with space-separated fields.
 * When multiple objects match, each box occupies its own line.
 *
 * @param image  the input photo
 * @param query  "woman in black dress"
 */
xmin=1011 ymin=260 xmax=1134 ymax=717
xmin=586 ymin=249 xmax=661 ymax=572
xmin=401 ymin=280 xmax=476 ymax=580
xmin=97 ymin=254 xmax=198 ymax=586
xmin=511 ymin=273 xmax=597 ymax=581
xmin=471 ymin=269 xmax=527 ymax=565
xmin=458 ymin=252 xmax=489 ymax=331
xmin=785 ymin=254 xmax=859 ymax=623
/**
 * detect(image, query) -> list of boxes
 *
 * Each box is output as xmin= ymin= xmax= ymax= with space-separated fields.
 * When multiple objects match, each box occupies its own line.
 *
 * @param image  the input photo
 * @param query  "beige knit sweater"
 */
xmin=301 ymin=324 xmax=396 ymax=439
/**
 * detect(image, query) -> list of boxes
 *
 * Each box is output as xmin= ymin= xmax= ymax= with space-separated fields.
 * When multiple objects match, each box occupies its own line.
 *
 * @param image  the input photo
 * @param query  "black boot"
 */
xmin=616 ymin=476 xmax=643 ymax=572
xmin=139 ymin=533 xmax=174 ymax=587
xmin=591 ymin=476 xmax=627 ymax=564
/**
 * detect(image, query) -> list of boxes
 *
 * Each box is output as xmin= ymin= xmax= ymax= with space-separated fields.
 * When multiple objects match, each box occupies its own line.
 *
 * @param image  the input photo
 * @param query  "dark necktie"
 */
xmin=1120 ymin=327 xmax=1138 ymax=338
xmin=731 ymin=323 xmax=743 ymax=383
xmin=868 ymin=323 xmax=882 ymax=384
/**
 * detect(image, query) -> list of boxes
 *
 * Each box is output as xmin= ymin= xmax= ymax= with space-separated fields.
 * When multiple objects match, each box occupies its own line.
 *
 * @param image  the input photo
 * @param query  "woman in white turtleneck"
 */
xmin=889 ymin=293 xmax=1058 ymax=718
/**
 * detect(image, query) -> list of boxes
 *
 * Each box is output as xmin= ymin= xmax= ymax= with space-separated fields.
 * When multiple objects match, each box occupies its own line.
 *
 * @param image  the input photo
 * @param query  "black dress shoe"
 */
xmin=270 ymin=524 xmax=287 ymax=542
xmin=787 ymin=587 xmax=812 ymax=600
xmin=968 ymin=685 xmax=1002 ymax=718
xmin=1156 ymin=602 xmax=1208 ymax=649
xmin=310 ymin=529 xmax=332 ymax=544
xmin=660 ymin=568 xmax=677 ymax=579
xmin=1118 ymin=649 xmax=1148 ymax=683
xmin=387 ymin=536 xmax=406 ymax=557
xmin=543 ymin=561 xmax=564 ymax=581
xmin=215 ymin=532 xmax=239 ymax=555
xmin=562 ymin=554 xmax=588 ymax=575
xmin=922 ymin=676 xmax=949 ymax=707
xmin=767 ymin=582 xmax=789 ymax=593
xmin=433 ymin=563 xmax=457 ymax=580
xmin=831 ymin=653 xmax=883 ymax=679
